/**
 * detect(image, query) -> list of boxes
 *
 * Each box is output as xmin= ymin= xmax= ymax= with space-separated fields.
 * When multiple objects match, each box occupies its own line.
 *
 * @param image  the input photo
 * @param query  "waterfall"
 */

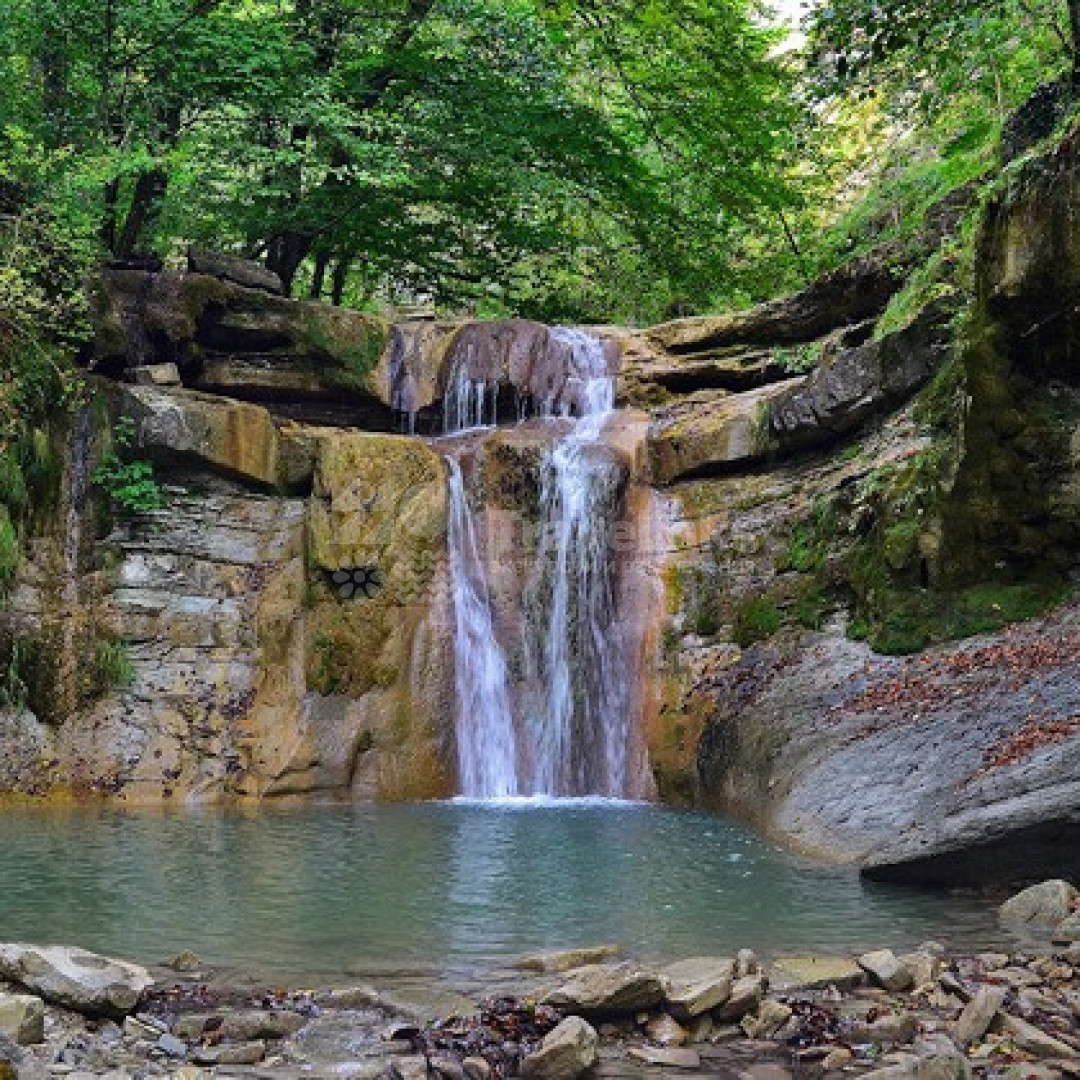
xmin=444 ymin=328 xmax=634 ymax=799
xmin=446 ymin=456 xmax=518 ymax=798
xmin=522 ymin=329 xmax=629 ymax=797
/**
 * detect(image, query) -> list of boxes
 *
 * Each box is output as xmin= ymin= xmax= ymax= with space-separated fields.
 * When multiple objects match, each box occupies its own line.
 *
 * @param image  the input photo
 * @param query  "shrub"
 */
xmin=93 ymin=418 xmax=166 ymax=515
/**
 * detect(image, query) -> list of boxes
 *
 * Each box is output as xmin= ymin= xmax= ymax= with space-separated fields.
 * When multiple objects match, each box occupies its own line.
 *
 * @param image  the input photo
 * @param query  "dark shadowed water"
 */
xmin=0 ymin=801 xmax=1007 ymax=981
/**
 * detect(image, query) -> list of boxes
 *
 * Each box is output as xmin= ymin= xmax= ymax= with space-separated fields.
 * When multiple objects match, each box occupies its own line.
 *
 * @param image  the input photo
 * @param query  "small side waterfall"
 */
xmin=444 ymin=327 xmax=638 ymax=799
xmin=445 ymin=457 xmax=518 ymax=798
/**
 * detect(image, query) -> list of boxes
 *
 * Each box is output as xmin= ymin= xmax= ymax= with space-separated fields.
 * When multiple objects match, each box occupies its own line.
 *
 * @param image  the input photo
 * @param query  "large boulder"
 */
xmin=91 ymin=267 xmax=390 ymax=410
xmin=113 ymin=382 xmax=317 ymax=492
xmin=544 ymin=963 xmax=664 ymax=1015
xmin=0 ymin=944 xmax=153 ymax=1018
xmin=769 ymin=301 xmax=952 ymax=449
xmin=519 ymin=1017 xmax=598 ymax=1080
xmin=661 ymin=957 xmax=735 ymax=1019
xmin=998 ymin=880 xmax=1079 ymax=928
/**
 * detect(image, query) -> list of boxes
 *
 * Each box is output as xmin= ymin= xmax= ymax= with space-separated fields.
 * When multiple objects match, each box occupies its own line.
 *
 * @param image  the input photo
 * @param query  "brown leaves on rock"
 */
xmin=968 ymin=714 xmax=1080 ymax=782
xmin=832 ymin=632 xmax=1080 ymax=738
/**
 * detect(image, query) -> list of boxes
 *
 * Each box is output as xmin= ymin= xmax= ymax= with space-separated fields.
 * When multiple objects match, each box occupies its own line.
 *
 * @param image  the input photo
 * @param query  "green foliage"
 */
xmin=0 ymin=0 xmax=796 ymax=321
xmin=92 ymin=418 xmax=166 ymax=516
xmin=778 ymin=500 xmax=837 ymax=574
xmin=733 ymin=595 xmax=784 ymax=648
xmin=86 ymin=637 xmax=135 ymax=698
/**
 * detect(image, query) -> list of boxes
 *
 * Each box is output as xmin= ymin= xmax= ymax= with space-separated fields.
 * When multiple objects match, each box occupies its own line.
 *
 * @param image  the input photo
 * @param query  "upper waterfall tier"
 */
xmin=393 ymin=320 xmax=622 ymax=435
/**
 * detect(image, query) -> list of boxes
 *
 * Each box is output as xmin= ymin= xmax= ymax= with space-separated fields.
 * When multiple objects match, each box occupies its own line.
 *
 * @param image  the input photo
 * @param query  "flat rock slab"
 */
xmin=517 ymin=947 xmax=622 ymax=974
xmin=661 ymin=957 xmax=735 ymax=1019
xmin=0 ymin=944 xmax=153 ymax=1018
xmin=769 ymin=957 xmax=864 ymax=993
xmin=546 ymin=964 xmax=664 ymax=1016
xmin=628 ymin=1047 xmax=702 ymax=1069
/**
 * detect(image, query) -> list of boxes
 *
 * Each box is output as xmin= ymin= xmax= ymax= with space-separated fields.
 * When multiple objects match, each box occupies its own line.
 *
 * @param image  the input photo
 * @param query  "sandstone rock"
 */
xmin=431 ymin=1054 xmax=466 ymax=1080
xmin=132 ymin=363 xmax=181 ymax=387
xmin=741 ymin=1001 xmax=792 ymax=1040
xmin=770 ymin=956 xmax=863 ymax=993
xmin=995 ymin=1015 xmax=1080 ymax=1060
xmin=769 ymin=301 xmax=950 ymax=450
xmin=713 ymin=974 xmax=767 ymax=1021
xmin=169 ymin=951 xmax=201 ymax=973
xmin=661 ymin=957 xmax=735 ymax=1019
xmin=628 ymin=1046 xmax=702 ymax=1069
xmin=0 ymin=993 xmax=44 ymax=1045
xmin=123 ymin=1015 xmax=166 ymax=1040
xmin=901 ymin=951 xmax=942 ymax=989
xmin=1000 ymin=882 xmax=1079 ymax=928
xmin=463 ymin=1055 xmax=492 ymax=1080
xmin=824 ymin=1048 xmax=854 ymax=1069
xmin=156 ymin=1032 xmax=188 ymax=1058
xmin=954 ymin=986 xmax=1007 ymax=1046
xmin=848 ymin=1011 xmax=919 ymax=1045
xmin=644 ymin=1013 xmax=688 ymax=1047
xmin=646 ymin=382 xmax=791 ymax=485
xmin=737 ymin=949 xmax=760 ymax=978
xmin=858 ymin=950 xmax=916 ymax=992
xmin=545 ymin=964 xmax=664 ymax=1015
xmin=647 ymin=255 xmax=900 ymax=354
xmin=116 ymin=383 xmax=310 ymax=491
xmin=172 ymin=1009 xmax=306 ymax=1041
xmin=516 ymin=946 xmax=621 ymax=973
xmin=190 ymin=1040 xmax=267 ymax=1066
xmin=519 ymin=1017 xmax=598 ymax=1080
xmin=0 ymin=944 xmax=153 ymax=1018
xmin=392 ymin=1055 xmax=431 ymax=1080
xmin=187 ymin=249 xmax=283 ymax=295
xmin=861 ymin=1053 xmax=970 ymax=1080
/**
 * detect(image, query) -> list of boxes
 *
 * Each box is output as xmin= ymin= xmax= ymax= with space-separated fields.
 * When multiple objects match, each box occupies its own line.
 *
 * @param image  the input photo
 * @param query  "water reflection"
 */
xmin=0 ymin=803 xmax=1010 ymax=981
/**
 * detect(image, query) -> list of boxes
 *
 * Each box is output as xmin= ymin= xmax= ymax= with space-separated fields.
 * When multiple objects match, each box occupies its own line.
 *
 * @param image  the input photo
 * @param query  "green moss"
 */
xmin=913 ymin=353 xmax=966 ymax=431
xmin=0 ymin=506 xmax=17 ymax=590
xmin=778 ymin=499 xmax=837 ymax=574
xmin=303 ymin=311 xmax=388 ymax=392
xmin=794 ymin=582 xmax=834 ymax=630
xmin=733 ymin=595 xmax=783 ymax=647
xmin=857 ymin=581 xmax=1070 ymax=656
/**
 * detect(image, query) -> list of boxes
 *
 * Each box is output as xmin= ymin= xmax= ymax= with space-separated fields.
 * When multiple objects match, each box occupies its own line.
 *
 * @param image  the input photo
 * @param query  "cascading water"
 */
xmin=522 ymin=329 xmax=630 ymax=797
xmin=445 ymin=457 xmax=518 ymax=798
xmin=443 ymin=328 xmax=635 ymax=799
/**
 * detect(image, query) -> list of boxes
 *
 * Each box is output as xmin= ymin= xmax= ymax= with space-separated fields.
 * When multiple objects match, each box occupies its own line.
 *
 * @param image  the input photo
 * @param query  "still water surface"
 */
xmin=0 ymin=802 xmax=1005 ymax=981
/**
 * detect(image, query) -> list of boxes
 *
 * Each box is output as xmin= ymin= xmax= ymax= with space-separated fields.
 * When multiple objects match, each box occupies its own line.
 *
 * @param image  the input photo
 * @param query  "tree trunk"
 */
xmin=310 ymin=251 xmax=329 ymax=299
xmin=115 ymin=168 xmax=169 ymax=257
xmin=330 ymin=253 xmax=353 ymax=306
